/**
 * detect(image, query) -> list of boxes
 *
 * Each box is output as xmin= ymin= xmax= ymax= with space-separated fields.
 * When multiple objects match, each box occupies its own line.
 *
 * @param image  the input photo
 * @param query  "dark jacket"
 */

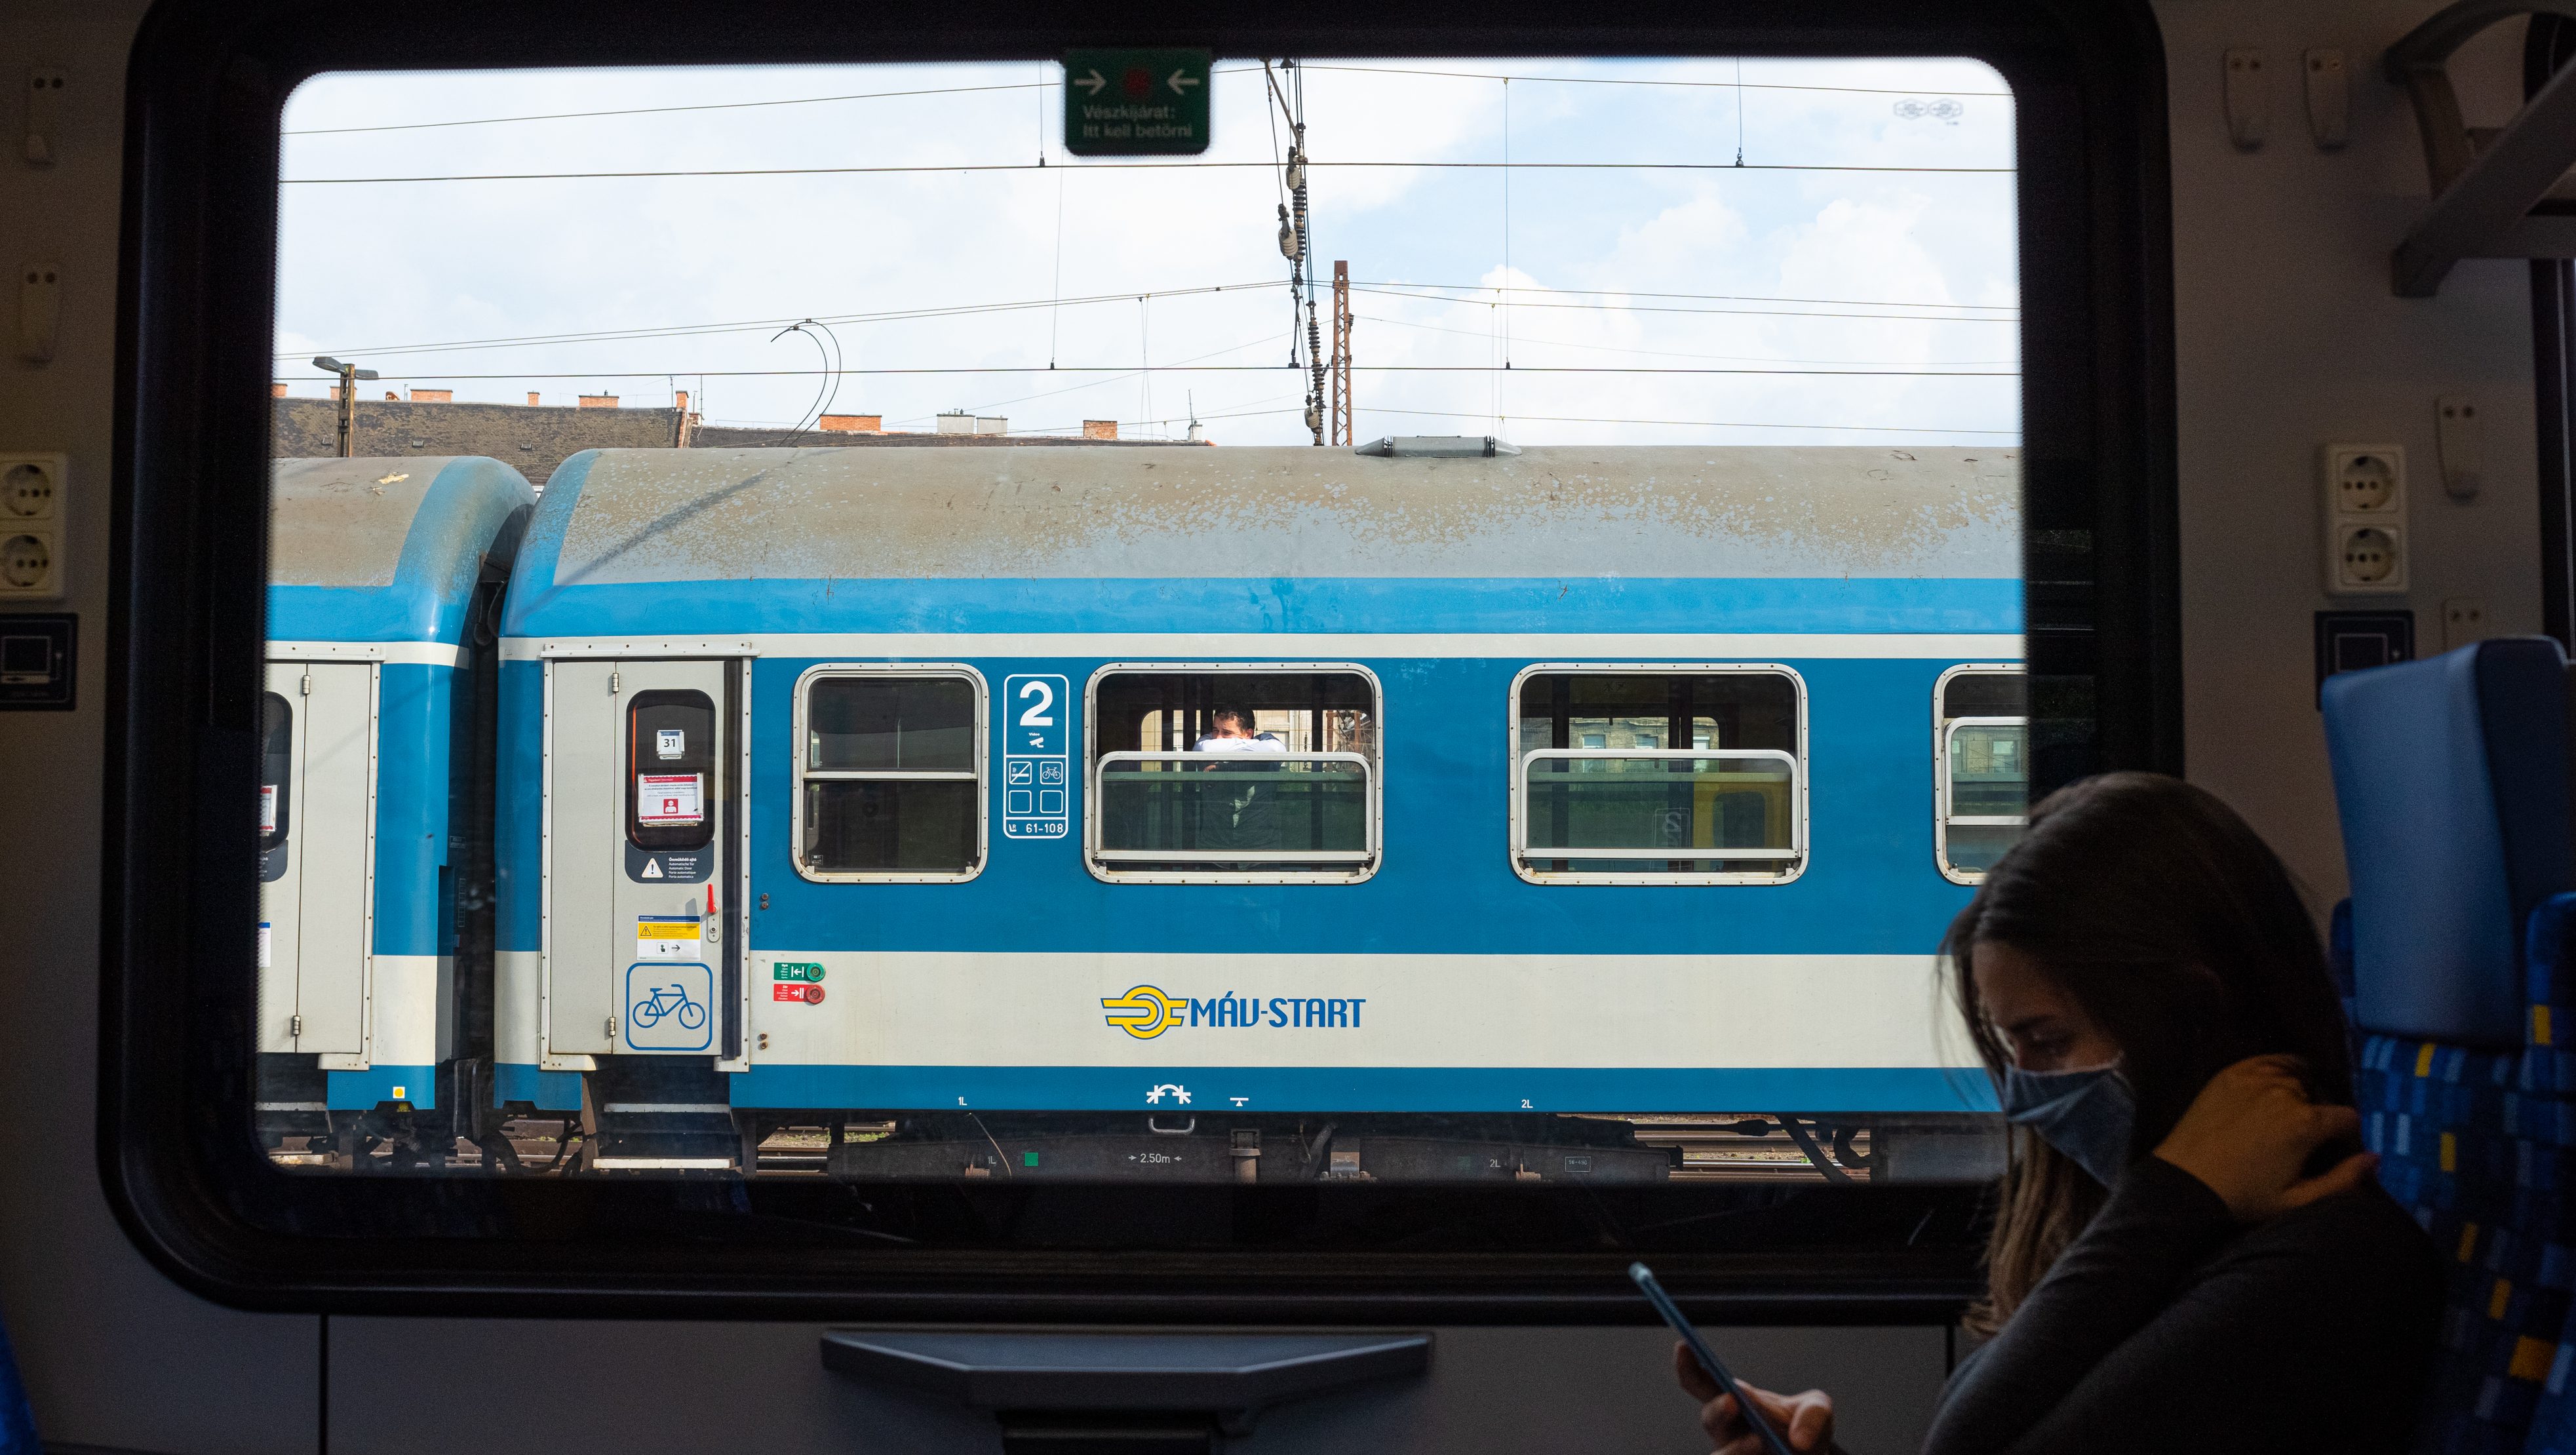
xmin=1922 ymin=1157 xmax=2441 ymax=1455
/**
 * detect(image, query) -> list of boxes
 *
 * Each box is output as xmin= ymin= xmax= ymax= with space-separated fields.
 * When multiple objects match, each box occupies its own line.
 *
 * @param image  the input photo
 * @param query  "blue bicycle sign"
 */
xmin=631 ymin=982 xmax=707 ymax=1031
xmin=622 ymin=961 xmax=714 ymax=1051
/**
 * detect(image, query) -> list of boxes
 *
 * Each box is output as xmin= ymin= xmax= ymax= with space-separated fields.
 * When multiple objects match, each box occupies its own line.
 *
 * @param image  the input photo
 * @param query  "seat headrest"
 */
xmin=2322 ymin=637 xmax=2572 ymax=1045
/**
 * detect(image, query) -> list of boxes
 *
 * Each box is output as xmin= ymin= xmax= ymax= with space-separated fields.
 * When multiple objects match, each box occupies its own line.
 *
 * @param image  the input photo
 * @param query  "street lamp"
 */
xmin=312 ymin=355 xmax=378 ymax=459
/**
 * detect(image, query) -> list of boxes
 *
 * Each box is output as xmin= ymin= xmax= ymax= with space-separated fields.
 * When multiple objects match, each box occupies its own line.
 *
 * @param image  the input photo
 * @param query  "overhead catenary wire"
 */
xmin=279 ymin=280 xmax=1280 ymax=361
xmin=1361 ymin=404 xmax=2019 ymax=435
xmin=277 ymin=363 xmax=2023 ymax=381
xmin=282 ymin=158 xmax=2016 ymax=184
xmin=1352 ymin=311 xmax=2020 ymax=367
xmin=281 ymin=278 xmax=2016 ymax=366
xmin=281 ymin=62 xmax=2000 ymax=137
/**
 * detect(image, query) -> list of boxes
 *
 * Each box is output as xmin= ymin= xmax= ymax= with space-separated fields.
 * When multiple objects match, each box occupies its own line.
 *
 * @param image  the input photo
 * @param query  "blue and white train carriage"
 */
xmin=262 ymin=456 xmax=534 ymax=1144
xmin=491 ymin=441 xmax=2027 ymax=1159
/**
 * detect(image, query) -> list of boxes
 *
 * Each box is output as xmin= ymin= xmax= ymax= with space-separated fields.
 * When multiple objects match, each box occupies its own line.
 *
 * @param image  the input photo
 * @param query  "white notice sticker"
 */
xmin=260 ymin=785 xmax=277 ymax=833
xmin=258 ymin=922 xmax=271 ymax=968
xmin=636 ymin=915 xmax=700 ymax=961
xmin=637 ymin=773 xmax=703 ymax=826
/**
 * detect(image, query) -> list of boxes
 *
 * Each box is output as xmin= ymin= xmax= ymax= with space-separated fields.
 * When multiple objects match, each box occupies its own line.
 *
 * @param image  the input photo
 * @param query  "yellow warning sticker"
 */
xmin=636 ymin=915 xmax=700 ymax=961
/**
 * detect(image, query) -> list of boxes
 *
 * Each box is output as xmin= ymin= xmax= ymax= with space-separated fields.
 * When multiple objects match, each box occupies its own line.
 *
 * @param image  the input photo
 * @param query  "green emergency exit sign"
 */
xmin=773 ymin=961 xmax=825 ymax=982
xmin=1063 ymin=48 xmax=1211 ymax=156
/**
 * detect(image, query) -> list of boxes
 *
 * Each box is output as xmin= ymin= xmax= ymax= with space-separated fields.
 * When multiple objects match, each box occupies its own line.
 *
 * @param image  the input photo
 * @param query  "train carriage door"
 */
xmin=259 ymin=661 xmax=376 ymax=1062
xmin=544 ymin=659 xmax=739 ymax=1060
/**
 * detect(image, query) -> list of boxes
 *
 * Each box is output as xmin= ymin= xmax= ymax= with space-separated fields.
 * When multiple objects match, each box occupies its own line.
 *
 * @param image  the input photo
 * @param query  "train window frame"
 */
xmin=789 ymin=663 xmax=988 ymax=885
xmin=109 ymin=0 xmax=2178 ymax=1319
xmin=1506 ymin=663 xmax=1810 ymax=887
xmin=1082 ymin=661 xmax=1384 ymax=885
xmin=1932 ymin=663 xmax=2031 ymax=885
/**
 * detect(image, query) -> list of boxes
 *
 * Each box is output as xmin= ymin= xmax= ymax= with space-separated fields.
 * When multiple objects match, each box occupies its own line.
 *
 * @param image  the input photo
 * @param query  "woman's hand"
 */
xmin=1673 ymin=1342 xmax=1836 ymax=1454
xmin=2150 ymin=1054 xmax=2376 ymax=1220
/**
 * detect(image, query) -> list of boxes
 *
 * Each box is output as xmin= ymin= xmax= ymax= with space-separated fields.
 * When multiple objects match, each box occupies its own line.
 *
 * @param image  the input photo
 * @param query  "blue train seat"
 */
xmin=2325 ymin=636 xmax=2575 ymax=1455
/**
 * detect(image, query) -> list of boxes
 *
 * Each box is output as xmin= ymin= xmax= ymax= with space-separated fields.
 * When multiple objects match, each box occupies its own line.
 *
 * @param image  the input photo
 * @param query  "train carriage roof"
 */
xmin=505 ymin=444 xmax=2021 ymax=638
xmin=269 ymin=455 xmax=535 ymax=644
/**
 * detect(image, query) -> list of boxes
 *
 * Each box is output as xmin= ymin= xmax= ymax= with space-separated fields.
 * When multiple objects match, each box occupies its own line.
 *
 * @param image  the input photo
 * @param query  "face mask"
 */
xmin=2000 ymin=1061 xmax=2137 ymax=1188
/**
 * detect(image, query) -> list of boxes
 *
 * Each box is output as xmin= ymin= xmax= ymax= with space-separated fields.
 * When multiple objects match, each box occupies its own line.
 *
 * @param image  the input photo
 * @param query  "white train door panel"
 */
xmin=260 ymin=660 xmax=375 ymax=1062
xmin=545 ymin=659 xmax=735 ymax=1060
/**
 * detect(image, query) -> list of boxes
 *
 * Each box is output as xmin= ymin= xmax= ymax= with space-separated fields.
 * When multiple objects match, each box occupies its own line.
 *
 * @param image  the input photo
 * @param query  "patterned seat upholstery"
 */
xmin=2326 ymin=638 xmax=2573 ymax=1455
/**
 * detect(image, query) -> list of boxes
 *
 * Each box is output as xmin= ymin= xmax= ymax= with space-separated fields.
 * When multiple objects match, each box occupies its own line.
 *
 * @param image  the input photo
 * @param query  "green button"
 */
xmin=773 ymin=961 xmax=825 ymax=982
xmin=1063 ymin=49 xmax=1211 ymax=157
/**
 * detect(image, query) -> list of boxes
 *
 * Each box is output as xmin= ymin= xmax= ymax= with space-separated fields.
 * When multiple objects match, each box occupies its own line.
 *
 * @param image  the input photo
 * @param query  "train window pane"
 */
xmin=1521 ymin=754 xmax=1797 ymax=866
xmin=260 ymin=691 xmax=291 ymax=852
xmin=627 ymin=689 xmax=715 ymax=851
xmin=208 ymin=34 xmax=2072 ymax=1269
xmin=803 ymin=779 xmax=979 ymax=872
xmin=796 ymin=669 xmax=985 ymax=879
xmin=1514 ymin=670 xmax=1803 ymax=881
xmin=1937 ymin=668 xmax=2029 ymax=882
xmin=1097 ymin=757 xmax=1372 ymax=861
xmin=808 ymin=677 xmax=973 ymax=773
xmin=1089 ymin=669 xmax=1380 ymax=878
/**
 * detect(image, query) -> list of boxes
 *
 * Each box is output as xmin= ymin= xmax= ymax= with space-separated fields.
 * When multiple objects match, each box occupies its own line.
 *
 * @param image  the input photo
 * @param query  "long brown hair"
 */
xmin=1942 ymin=772 xmax=2352 ymax=1334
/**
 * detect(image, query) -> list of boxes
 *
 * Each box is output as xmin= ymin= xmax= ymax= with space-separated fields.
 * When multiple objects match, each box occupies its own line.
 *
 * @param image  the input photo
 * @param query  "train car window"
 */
xmin=1087 ymin=667 xmax=1380 ymax=881
xmin=626 ymin=689 xmax=716 ymax=851
xmin=795 ymin=668 xmax=984 ymax=879
xmin=1512 ymin=667 xmax=1804 ymax=883
xmin=1936 ymin=667 xmax=2029 ymax=882
xmin=259 ymin=692 xmax=292 ymax=853
xmin=106 ymin=0 xmax=2180 ymax=1313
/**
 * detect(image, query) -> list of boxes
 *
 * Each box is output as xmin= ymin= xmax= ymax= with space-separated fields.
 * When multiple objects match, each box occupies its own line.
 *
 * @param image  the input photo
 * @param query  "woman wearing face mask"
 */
xmin=1677 ymin=772 xmax=2440 ymax=1455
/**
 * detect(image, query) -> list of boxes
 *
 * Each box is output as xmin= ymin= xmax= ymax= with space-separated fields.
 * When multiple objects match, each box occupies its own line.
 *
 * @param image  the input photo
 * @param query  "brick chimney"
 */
xmin=271 ymin=383 xmax=288 ymax=398
xmin=408 ymin=388 xmax=452 ymax=403
xmin=327 ymin=386 xmax=341 ymax=401
xmin=676 ymin=390 xmax=690 ymax=412
xmin=526 ymin=392 xmax=541 ymax=406
xmin=819 ymin=414 xmax=884 ymax=434
xmin=578 ymin=394 xmax=618 ymax=409
xmin=1082 ymin=419 xmax=1118 ymax=440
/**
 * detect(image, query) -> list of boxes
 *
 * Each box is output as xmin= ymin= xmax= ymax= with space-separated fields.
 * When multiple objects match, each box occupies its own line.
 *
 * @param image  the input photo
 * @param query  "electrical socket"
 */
xmin=0 ymin=528 xmax=57 ymax=598
xmin=0 ymin=455 xmax=64 ymax=600
xmin=2323 ymin=444 xmax=2409 ymax=595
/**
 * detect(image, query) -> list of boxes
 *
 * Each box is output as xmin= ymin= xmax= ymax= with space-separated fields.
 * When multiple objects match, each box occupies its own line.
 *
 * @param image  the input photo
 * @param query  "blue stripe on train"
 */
xmin=328 ymin=1064 xmax=436 ymax=1111
xmin=371 ymin=662 xmax=454 ymax=957
xmin=494 ymin=1062 xmax=585 ymax=1110
xmin=502 ymin=574 xmax=2021 ymax=638
xmin=498 ymin=653 xmax=1990 ymax=954
xmin=728 ymin=1063 xmax=1998 ymax=1114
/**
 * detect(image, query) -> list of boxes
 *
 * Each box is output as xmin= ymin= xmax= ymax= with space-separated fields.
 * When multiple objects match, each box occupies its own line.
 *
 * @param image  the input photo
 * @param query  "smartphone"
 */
xmin=1630 ymin=1261 xmax=1799 ymax=1455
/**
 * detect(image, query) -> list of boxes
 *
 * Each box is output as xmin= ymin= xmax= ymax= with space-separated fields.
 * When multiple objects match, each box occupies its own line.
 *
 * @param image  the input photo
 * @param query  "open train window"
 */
xmin=1086 ymin=665 xmax=1380 ymax=882
xmin=792 ymin=666 xmax=985 ymax=881
xmin=625 ymin=689 xmax=715 ymax=852
xmin=259 ymin=692 xmax=292 ymax=853
xmin=1511 ymin=667 xmax=1806 ymax=883
xmin=1935 ymin=665 xmax=2030 ymax=883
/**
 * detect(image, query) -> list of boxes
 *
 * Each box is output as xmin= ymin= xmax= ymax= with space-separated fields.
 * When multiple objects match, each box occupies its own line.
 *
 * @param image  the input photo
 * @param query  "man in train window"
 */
xmin=1190 ymin=708 xmax=1283 ymax=854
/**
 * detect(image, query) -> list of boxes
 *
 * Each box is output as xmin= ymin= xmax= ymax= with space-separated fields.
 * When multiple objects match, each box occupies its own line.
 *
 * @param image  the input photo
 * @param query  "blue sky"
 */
xmin=275 ymin=56 xmax=2019 ymax=446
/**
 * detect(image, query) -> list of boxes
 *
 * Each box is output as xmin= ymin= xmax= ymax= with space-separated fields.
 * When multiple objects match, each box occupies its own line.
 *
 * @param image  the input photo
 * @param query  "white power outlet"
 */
xmin=2323 ymin=444 xmax=2408 ymax=595
xmin=0 ymin=454 xmax=64 ymax=600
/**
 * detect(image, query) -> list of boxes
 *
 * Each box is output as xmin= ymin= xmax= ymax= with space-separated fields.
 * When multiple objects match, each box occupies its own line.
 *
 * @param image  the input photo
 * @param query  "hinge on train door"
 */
xmin=608 ymin=671 xmax=621 ymax=695
xmin=299 ymin=670 xmax=311 ymax=695
xmin=289 ymin=1014 xmax=303 ymax=1038
xmin=605 ymin=1015 xmax=618 ymax=1040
